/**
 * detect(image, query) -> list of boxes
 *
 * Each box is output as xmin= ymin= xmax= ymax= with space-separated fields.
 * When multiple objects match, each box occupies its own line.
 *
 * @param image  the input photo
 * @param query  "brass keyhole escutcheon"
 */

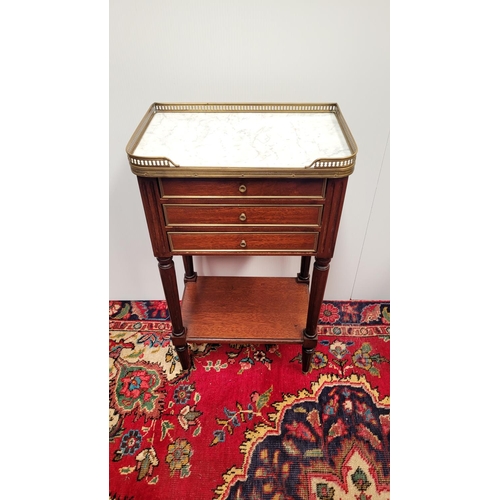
xmin=239 ymin=184 xmax=247 ymax=193
xmin=239 ymin=213 xmax=247 ymax=222
xmin=240 ymin=240 xmax=247 ymax=248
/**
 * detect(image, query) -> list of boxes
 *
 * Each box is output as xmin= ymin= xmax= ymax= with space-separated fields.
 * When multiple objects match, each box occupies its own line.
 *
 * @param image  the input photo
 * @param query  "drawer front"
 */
xmin=159 ymin=178 xmax=325 ymax=199
xmin=163 ymin=205 xmax=322 ymax=226
xmin=168 ymin=232 xmax=318 ymax=252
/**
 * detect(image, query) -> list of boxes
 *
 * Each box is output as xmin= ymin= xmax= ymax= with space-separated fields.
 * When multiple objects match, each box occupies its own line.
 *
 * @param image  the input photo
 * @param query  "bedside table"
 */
xmin=126 ymin=103 xmax=357 ymax=372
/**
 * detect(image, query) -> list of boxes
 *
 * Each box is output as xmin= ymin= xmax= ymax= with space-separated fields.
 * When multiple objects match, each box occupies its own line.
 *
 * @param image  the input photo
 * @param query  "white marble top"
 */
xmin=133 ymin=112 xmax=352 ymax=168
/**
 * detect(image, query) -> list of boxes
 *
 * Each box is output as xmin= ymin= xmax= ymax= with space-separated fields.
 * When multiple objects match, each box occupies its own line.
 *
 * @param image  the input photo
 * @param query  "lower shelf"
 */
xmin=182 ymin=276 xmax=309 ymax=344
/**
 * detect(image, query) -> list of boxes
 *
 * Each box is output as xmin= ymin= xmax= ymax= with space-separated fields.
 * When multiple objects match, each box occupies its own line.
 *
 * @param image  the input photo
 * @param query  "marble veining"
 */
xmin=133 ymin=112 xmax=352 ymax=168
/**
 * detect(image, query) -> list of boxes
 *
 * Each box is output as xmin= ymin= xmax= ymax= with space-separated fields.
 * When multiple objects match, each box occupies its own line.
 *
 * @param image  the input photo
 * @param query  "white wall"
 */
xmin=109 ymin=0 xmax=389 ymax=300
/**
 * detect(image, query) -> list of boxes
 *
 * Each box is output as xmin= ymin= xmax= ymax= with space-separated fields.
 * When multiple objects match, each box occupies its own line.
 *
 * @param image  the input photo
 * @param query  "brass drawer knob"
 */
xmin=239 ymin=213 xmax=247 ymax=222
xmin=239 ymin=184 xmax=247 ymax=193
xmin=240 ymin=239 xmax=247 ymax=248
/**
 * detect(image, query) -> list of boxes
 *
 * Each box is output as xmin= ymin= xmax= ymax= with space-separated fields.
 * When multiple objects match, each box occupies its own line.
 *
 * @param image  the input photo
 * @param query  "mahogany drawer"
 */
xmin=159 ymin=178 xmax=325 ymax=199
xmin=168 ymin=232 xmax=318 ymax=252
xmin=163 ymin=204 xmax=322 ymax=226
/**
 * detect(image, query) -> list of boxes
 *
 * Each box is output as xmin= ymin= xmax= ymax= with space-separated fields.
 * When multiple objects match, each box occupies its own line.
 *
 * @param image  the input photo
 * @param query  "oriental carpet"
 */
xmin=109 ymin=300 xmax=390 ymax=500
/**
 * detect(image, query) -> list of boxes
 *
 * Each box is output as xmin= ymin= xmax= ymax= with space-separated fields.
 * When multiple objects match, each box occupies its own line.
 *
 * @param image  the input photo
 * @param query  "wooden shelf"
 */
xmin=182 ymin=276 xmax=308 ymax=344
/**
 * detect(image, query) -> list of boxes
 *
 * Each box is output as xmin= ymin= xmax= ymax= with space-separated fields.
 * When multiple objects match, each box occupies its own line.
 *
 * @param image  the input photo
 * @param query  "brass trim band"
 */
xmin=132 ymin=164 xmax=355 ymax=179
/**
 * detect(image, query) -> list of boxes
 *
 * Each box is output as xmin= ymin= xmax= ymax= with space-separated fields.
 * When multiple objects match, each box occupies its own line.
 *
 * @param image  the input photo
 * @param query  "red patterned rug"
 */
xmin=109 ymin=300 xmax=390 ymax=500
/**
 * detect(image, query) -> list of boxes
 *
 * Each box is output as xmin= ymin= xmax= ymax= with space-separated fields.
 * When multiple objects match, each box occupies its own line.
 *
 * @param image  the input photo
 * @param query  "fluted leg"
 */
xmin=296 ymin=256 xmax=311 ymax=284
xmin=302 ymin=257 xmax=330 ymax=372
xmin=157 ymin=257 xmax=191 ymax=370
xmin=182 ymin=256 xmax=198 ymax=283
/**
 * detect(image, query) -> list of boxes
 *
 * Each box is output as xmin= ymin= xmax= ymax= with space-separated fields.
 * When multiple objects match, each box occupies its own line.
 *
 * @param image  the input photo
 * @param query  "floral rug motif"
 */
xmin=109 ymin=300 xmax=389 ymax=500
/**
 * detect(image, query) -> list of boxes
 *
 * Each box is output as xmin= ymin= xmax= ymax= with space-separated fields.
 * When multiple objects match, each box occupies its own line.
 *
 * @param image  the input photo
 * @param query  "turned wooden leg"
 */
xmin=296 ymin=256 xmax=311 ymax=284
xmin=157 ymin=257 xmax=191 ymax=370
xmin=182 ymin=256 xmax=198 ymax=283
xmin=302 ymin=257 xmax=331 ymax=372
